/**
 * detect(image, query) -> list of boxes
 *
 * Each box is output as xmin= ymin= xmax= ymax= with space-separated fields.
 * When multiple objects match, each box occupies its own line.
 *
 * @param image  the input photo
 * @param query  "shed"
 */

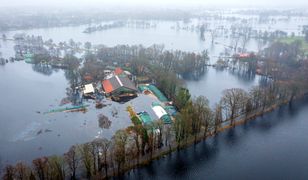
xmin=83 ymin=84 xmax=95 ymax=94
xmin=148 ymin=85 xmax=168 ymax=102
xmin=152 ymin=105 xmax=167 ymax=119
xmin=24 ymin=53 xmax=34 ymax=64
xmin=152 ymin=102 xmax=172 ymax=124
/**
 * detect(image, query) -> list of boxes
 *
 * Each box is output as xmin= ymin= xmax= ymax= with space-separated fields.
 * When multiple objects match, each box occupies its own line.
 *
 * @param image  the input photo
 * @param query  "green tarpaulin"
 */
xmin=138 ymin=111 xmax=153 ymax=125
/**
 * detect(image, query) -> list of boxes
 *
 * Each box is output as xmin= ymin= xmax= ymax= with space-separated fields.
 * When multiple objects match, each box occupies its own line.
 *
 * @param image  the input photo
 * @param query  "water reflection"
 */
xmin=183 ymin=67 xmax=257 ymax=83
xmin=0 ymin=16 xmax=307 ymax=176
xmin=32 ymin=64 xmax=53 ymax=76
xmin=228 ymin=69 xmax=256 ymax=82
xmin=224 ymin=128 xmax=239 ymax=147
xmin=181 ymin=68 xmax=207 ymax=81
xmin=258 ymin=76 xmax=272 ymax=87
xmin=126 ymin=98 xmax=308 ymax=179
xmin=64 ymin=69 xmax=79 ymax=87
xmin=185 ymin=67 xmax=260 ymax=106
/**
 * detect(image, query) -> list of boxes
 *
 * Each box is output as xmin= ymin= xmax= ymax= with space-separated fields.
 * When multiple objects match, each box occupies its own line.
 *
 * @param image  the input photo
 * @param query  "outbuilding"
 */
xmin=83 ymin=83 xmax=95 ymax=95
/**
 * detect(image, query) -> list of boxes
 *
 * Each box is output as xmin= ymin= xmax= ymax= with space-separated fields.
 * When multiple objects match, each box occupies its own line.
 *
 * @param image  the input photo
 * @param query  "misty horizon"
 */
xmin=1 ymin=0 xmax=308 ymax=9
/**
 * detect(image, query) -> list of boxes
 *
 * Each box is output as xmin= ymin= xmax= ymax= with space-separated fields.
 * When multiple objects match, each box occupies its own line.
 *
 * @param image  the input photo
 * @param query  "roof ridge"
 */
xmin=115 ymin=75 xmax=123 ymax=87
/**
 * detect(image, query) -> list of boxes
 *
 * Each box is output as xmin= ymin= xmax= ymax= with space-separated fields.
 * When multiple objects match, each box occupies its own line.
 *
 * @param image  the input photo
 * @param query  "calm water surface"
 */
xmin=0 ymin=16 xmax=307 ymax=169
xmin=0 ymin=61 xmax=161 ymax=165
xmin=185 ymin=68 xmax=260 ymax=107
xmin=2 ymin=16 xmax=307 ymax=61
xmin=126 ymin=98 xmax=308 ymax=180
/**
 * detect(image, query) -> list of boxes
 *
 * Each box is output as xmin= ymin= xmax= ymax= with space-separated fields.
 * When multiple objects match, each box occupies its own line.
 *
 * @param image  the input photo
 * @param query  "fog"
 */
xmin=1 ymin=0 xmax=308 ymax=8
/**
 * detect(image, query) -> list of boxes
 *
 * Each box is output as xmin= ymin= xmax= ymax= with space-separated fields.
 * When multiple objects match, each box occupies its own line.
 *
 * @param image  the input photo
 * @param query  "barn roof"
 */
xmin=102 ymin=75 xmax=137 ymax=94
xmin=114 ymin=67 xmax=124 ymax=75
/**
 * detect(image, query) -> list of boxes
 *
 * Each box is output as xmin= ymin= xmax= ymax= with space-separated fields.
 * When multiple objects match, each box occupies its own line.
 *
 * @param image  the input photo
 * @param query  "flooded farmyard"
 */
xmin=1 ymin=3 xmax=308 ymax=179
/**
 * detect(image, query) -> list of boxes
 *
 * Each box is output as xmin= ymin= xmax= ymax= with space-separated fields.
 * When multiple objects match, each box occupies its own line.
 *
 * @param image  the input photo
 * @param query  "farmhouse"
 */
xmin=102 ymin=75 xmax=138 ymax=101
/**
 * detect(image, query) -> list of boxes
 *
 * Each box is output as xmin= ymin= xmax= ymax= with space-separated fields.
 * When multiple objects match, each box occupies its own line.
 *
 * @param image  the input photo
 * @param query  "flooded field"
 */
xmin=0 ymin=61 xmax=161 ymax=164
xmin=0 ymin=14 xmax=307 ymax=165
xmin=185 ymin=68 xmax=260 ymax=107
xmin=1 ymin=16 xmax=308 ymax=61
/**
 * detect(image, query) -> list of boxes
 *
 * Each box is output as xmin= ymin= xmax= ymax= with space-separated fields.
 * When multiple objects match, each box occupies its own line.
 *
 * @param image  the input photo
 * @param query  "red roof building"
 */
xmin=114 ymin=67 xmax=124 ymax=75
xmin=102 ymin=79 xmax=114 ymax=94
xmin=238 ymin=53 xmax=251 ymax=58
xmin=102 ymin=75 xmax=137 ymax=95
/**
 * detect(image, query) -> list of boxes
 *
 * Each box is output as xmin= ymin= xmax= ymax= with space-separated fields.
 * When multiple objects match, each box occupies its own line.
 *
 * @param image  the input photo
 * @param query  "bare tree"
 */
xmin=79 ymin=143 xmax=94 ymax=179
xmin=192 ymin=96 xmax=212 ymax=141
xmin=220 ymin=88 xmax=248 ymax=126
xmin=15 ymin=162 xmax=31 ymax=180
xmin=2 ymin=165 xmax=14 ymax=180
xmin=89 ymin=140 xmax=101 ymax=176
xmin=64 ymin=145 xmax=79 ymax=180
xmin=210 ymin=28 xmax=218 ymax=44
xmin=241 ymin=26 xmax=252 ymax=52
xmin=84 ymin=41 xmax=92 ymax=51
xmin=113 ymin=130 xmax=128 ymax=174
xmin=214 ymin=104 xmax=223 ymax=134
xmin=152 ymin=119 xmax=164 ymax=148
xmin=99 ymin=138 xmax=111 ymax=177
xmin=164 ymin=124 xmax=172 ymax=151
xmin=200 ymin=24 xmax=206 ymax=41
xmin=32 ymin=157 xmax=50 ymax=180
xmin=48 ymin=156 xmax=66 ymax=180
xmin=126 ymin=125 xmax=141 ymax=163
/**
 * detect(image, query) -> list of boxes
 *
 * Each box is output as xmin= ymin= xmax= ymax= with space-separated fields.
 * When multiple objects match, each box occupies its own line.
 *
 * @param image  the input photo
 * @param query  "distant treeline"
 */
xmin=2 ymin=36 xmax=308 ymax=179
xmin=0 ymin=9 xmax=193 ymax=31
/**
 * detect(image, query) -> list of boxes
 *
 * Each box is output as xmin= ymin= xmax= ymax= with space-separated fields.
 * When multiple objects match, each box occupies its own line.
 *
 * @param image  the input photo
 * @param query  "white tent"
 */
xmin=152 ymin=105 xmax=167 ymax=119
xmin=83 ymin=84 xmax=95 ymax=94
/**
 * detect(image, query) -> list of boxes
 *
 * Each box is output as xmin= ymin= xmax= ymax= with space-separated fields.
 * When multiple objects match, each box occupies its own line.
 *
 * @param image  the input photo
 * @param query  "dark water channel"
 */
xmin=125 ymin=97 xmax=308 ymax=180
xmin=0 ymin=16 xmax=307 ymax=176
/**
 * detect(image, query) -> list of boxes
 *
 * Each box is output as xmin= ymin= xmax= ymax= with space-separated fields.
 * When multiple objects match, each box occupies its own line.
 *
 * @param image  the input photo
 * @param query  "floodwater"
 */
xmin=185 ymin=68 xmax=260 ymax=107
xmin=0 ymin=15 xmax=307 ymax=167
xmin=0 ymin=61 xmax=161 ymax=165
xmin=125 ymin=97 xmax=308 ymax=180
xmin=1 ymin=16 xmax=307 ymax=61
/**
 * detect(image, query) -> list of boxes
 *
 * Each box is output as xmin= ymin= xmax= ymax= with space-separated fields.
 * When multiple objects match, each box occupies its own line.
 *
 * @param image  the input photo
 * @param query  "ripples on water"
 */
xmin=10 ymin=122 xmax=41 ymax=142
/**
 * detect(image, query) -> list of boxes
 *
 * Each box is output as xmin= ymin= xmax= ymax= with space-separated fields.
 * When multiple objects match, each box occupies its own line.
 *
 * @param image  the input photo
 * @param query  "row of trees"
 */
xmin=303 ymin=25 xmax=308 ymax=42
xmin=19 ymin=36 xmax=210 ymax=82
xmin=95 ymin=44 xmax=209 ymax=78
xmin=2 ymin=77 xmax=302 ymax=179
xmin=3 ymin=35 xmax=308 ymax=179
xmin=2 ymin=119 xmax=169 ymax=180
xmin=260 ymin=40 xmax=308 ymax=99
xmin=3 ymin=64 xmax=307 ymax=180
xmin=173 ymin=76 xmax=302 ymax=149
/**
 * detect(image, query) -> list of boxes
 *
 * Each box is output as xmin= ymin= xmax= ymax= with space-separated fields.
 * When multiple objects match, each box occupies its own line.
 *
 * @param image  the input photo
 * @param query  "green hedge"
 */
xmin=131 ymin=116 xmax=141 ymax=126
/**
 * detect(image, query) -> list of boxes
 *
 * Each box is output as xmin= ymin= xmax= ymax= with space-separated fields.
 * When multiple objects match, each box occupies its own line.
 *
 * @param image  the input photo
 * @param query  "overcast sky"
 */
xmin=1 ymin=0 xmax=307 ymax=8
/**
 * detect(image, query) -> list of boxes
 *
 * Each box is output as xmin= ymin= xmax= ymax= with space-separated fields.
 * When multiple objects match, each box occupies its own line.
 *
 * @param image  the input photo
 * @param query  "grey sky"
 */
xmin=1 ymin=0 xmax=307 ymax=8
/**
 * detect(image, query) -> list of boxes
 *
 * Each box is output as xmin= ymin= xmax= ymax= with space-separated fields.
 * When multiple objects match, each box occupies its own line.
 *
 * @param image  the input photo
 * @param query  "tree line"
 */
xmin=3 ymin=38 xmax=308 ymax=180
xmin=3 ymin=80 xmax=303 ymax=180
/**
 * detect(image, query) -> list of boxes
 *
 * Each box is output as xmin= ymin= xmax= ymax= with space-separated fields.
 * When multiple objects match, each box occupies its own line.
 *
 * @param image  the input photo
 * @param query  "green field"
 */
xmin=277 ymin=36 xmax=308 ymax=54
